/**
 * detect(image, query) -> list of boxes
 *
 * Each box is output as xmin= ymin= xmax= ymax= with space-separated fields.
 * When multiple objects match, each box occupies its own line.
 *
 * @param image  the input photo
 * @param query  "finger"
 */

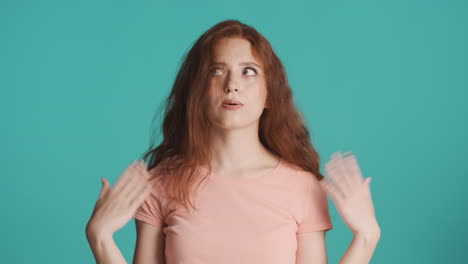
xmin=329 ymin=152 xmax=353 ymax=194
xmin=98 ymin=177 xmax=110 ymax=200
xmin=132 ymin=160 xmax=149 ymax=178
xmin=319 ymin=177 xmax=344 ymax=205
xmin=114 ymin=161 xmax=140 ymax=192
xmin=335 ymin=152 xmax=354 ymax=191
xmin=121 ymin=162 xmax=152 ymax=200
xmin=139 ymin=159 xmax=148 ymax=172
xmin=136 ymin=161 xmax=151 ymax=179
xmin=113 ymin=161 xmax=137 ymax=192
xmin=137 ymin=159 xmax=145 ymax=171
xmin=129 ymin=182 xmax=153 ymax=209
xmin=120 ymin=165 xmax=146 ymax=198
xmin=343 ymin=153 xmax=364 ymax=184
xmin=124 ymin=166 xmax=150 ymax=201
xmin=325 ymin=159 xmax=349 ymax=197
xmin=128 ymin=179 xmax=153 ymax=206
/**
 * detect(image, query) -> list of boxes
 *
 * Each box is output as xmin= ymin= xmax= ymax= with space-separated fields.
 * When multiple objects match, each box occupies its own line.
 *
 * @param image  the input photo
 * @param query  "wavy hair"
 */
xmin=139 ymin=19 xmax=325 ymax=211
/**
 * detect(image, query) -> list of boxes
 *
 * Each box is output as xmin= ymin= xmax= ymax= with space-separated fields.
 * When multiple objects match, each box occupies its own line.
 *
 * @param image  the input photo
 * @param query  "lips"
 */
xmin=222 ymin=99 xmax=243 ymax=105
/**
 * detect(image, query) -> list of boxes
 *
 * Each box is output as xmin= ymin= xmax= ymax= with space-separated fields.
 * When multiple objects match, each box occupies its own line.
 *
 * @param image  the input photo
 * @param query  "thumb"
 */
xmin=98 ymin=177 xmax=110 ymax=200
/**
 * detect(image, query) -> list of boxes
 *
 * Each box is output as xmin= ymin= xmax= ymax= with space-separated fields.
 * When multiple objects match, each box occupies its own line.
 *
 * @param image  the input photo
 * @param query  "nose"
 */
xmin=224 ymin=73 xmax=239 ymax=93
xmin=224 ymin=86 xmax=238 ymax=93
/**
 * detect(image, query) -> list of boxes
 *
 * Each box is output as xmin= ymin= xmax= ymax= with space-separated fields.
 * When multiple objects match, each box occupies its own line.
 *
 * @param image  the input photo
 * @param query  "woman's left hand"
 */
xmin=319 ymin=151 xmax=380 ymax=236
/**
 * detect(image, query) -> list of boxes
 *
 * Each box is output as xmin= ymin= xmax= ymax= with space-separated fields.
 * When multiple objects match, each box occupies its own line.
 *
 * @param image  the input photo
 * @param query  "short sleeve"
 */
xmin=297 ymin=176 xmax=333 ymax=233
xmin=133 ymin=172 xmax=166 ymax=228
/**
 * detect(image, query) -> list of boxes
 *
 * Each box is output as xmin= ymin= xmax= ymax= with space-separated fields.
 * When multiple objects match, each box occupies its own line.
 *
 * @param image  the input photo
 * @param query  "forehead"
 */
xmin=211 ymin=37 xmax=261 ymax=65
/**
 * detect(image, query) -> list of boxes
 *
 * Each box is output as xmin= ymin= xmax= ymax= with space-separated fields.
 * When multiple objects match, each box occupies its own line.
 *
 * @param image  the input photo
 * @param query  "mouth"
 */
xmin=222 ymin=102 xmax=243 ymax=110
xmin=222 ymin=99 xmax=243 ymax=106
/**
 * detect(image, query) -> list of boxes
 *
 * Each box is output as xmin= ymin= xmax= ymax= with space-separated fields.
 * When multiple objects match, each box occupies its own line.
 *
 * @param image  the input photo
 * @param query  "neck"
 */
xmin=208 ymin=123 xmax=276 ymax=171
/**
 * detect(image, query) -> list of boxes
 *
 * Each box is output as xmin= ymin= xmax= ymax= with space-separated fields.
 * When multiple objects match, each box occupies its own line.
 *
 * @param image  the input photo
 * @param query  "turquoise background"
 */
xmin=2 ymin=0 xmax=467 ymax=263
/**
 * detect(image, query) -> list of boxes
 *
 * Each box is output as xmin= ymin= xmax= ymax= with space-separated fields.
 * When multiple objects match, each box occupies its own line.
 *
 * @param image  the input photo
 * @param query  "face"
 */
xmin=206 ymin=37 xmax=268 ymax=130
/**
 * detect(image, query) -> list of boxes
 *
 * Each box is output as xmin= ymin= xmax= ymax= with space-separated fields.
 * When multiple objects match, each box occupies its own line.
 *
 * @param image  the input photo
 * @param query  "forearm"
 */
xmin=339 ymin=228 xmax=381 ymax=264
xmin=86 ymin=229 xmax=127 ymax=264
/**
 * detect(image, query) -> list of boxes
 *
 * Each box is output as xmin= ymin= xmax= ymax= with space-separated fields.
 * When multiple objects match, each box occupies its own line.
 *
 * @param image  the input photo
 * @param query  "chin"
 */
xmin=213 ymin=119 xmax=260 ymax=130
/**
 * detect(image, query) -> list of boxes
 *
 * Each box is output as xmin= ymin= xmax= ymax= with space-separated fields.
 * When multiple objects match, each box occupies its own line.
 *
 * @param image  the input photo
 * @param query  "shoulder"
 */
xmin=145 ymin=163 xmax=172 ymax=200
xmin=280 ymin=159 xmax=321 ymax=187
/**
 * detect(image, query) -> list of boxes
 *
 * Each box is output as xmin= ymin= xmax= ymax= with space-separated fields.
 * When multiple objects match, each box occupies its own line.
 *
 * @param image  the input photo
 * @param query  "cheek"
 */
xmin=208 ymin=84 xmax=220 ymax=103
xmin=247 ymin=83 xmax=267 ymax=105
xmin=209 ymin=78 xmax=224 ymax=96
xmin=248 ymin=76 xmax=267 ymax=98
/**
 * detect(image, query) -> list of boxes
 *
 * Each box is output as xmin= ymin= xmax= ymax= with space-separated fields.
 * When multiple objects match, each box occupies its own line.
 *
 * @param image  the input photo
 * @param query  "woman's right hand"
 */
xmin=86 ymin=160 xmax=153 ymax=238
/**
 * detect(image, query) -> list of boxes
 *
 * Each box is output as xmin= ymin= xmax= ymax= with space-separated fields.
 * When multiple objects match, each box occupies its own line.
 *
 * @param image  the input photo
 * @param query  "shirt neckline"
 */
xmin=208 ymin=157 xmax=283 ymax=184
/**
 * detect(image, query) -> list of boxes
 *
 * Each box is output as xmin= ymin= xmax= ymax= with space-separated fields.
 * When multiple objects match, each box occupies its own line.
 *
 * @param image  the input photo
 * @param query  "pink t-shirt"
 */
xmin=133 ymin=157 xmax=333 ymax=264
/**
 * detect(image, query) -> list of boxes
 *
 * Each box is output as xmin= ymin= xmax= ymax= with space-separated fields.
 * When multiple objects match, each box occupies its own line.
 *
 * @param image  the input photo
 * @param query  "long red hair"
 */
xmin=139 ymin=19 xmax=325 ymax=211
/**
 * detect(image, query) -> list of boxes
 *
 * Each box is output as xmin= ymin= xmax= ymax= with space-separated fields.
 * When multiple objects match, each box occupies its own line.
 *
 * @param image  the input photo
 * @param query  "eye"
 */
xmin=243 ymin=67 xmax=257 ymax=76
xmin=210 ymin=66 xmax=257 ymax=76
xmin=210 ymin=67 xmax=224 ymax=76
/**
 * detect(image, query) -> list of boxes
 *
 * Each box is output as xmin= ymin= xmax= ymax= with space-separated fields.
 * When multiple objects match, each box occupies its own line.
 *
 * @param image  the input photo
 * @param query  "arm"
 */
xmin=295 ymin=226 xmax=380 ymax=264
xmin=133 ymin=219 xmax=166 ymax=264
xmin=296 ymin=231 xmax=329 ymax=264
xmin=339 ymin=227 xmax=381 ymax=264
xmin=86 ymin=226 xmax=127 ymax=264
xmin=85 ymin=160 xmax=159 ymax=264
xmin=318 ymin=151 xmax=381 ymax=264
xmin=85 ymin=219 xmax=166 ymax=264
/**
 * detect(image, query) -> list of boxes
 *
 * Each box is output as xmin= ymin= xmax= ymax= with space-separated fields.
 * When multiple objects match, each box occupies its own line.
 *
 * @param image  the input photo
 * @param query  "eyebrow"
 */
xmin=210 ymin=61 xmax=263 ymax=69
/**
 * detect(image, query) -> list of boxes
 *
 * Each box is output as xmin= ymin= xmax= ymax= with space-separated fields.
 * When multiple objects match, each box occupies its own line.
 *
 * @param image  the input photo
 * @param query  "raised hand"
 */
xmin=86 ymin=160 xmax=153 ymax=238
xmin=319 ymin=151 xmax=379 ymax=235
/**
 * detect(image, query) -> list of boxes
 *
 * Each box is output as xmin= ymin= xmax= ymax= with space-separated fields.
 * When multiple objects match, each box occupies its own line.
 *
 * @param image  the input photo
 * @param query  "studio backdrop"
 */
xmin=2 ymin=0 xmax=467 ymax=263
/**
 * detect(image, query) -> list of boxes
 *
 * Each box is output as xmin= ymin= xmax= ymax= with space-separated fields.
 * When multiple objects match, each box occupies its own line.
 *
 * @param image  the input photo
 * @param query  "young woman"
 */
xmin=86 ymin=19 xmax=380 ymax=264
